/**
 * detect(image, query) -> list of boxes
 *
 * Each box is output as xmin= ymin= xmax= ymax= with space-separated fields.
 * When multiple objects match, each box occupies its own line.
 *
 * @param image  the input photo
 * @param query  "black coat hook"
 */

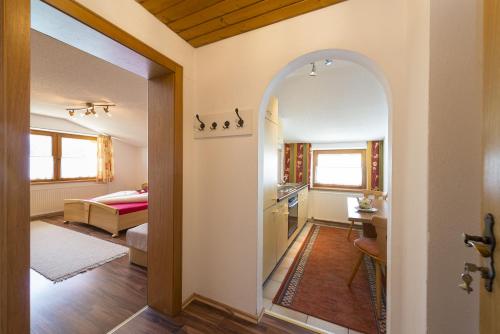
xmin=223 ymin=120 xmax=230 ymax=129
xmin=235 ymin=108 xmax=244 ymax=128
xmin=210 ymin=121 xmax=217 ymax=130
xmin=195 ymin=114 xmax=205 ymax=131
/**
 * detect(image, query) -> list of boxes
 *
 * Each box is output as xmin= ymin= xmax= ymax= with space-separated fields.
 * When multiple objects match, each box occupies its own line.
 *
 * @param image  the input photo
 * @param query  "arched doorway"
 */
xmin=257 ymin=49 xmax=392 ymax=333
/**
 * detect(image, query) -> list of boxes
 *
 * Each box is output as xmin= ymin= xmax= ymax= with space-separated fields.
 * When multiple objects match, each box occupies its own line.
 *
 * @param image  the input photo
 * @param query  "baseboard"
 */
xmin=182 ymin=293 xmax=259 ymax=324
xmin=30 ymin=211 xmax=63 ymax=221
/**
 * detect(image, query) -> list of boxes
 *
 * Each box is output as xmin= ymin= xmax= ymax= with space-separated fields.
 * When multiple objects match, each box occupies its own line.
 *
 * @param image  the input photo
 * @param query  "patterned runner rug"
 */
xmin=273 ymin=224 xmax=385 ymax=334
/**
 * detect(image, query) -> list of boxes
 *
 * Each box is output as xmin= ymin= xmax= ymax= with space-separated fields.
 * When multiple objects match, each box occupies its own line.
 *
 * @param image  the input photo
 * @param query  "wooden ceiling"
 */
xmin=136 ymin=0 xmax=346 ymax=47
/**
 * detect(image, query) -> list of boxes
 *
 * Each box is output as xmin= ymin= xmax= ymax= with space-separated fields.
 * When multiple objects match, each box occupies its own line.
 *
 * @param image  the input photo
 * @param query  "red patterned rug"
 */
xmin=273 ymin=224 xmax=383 ymax=334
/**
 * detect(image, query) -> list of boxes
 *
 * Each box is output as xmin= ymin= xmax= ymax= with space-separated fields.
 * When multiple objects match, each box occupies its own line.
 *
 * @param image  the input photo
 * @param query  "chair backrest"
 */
xmin=371 ymin=216 xmax=387 ymax=262
xmin=362 ymin=190 xmax=388 ymax=200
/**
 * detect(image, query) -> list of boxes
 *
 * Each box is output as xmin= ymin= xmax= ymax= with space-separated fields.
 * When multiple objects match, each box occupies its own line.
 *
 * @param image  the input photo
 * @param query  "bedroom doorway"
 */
xmin=0 ymin=0 xmax=183 ymax=333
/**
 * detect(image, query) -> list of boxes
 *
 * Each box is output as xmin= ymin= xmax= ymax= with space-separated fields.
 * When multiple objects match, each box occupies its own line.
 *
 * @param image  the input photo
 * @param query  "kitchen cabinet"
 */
xmin=263 ymin=205 xmax=277 ymax=281
xmin=275 ymin=201 xmax=289 ymax=264
xmin=263 ymin=187 xmax=309 ymax=281
xmin=263 ymin=200 xmax=288 ymax=281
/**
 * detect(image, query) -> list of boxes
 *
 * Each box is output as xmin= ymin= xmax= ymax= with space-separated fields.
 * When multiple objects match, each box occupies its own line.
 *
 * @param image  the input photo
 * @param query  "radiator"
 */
xmin=30 ymin=183 xmax=108 ymax=216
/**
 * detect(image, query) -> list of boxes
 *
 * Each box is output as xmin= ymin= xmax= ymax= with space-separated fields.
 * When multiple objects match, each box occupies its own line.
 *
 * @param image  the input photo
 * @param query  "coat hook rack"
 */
xmin=235 ymin=108 xmax=244 ymax=128
xmin=196 ymin=114 xmax=205 ymax=131
xmin=223 ymin=120 xmax=230 ymax=129
xmin=210 ymin=121 xmax=217 ymax=130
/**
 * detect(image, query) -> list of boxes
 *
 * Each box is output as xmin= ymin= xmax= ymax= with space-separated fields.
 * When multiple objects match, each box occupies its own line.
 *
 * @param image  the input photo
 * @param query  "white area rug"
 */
xmin=30 ymin=220 xmax=128 ymax=282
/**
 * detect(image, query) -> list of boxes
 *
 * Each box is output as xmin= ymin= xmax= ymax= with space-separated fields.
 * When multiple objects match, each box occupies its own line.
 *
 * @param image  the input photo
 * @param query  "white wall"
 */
xmin=108 ymin=140 xmax=146 ymax=192
xmin=427 ymin=1 xmax=482 ymax=333
xmin=138 ymin=147 xmax=148 ymax=184
xmin=30 ymin=114 xmax=147 ymax=215
xmin=308 ymin=190 xmax=361 ymax=223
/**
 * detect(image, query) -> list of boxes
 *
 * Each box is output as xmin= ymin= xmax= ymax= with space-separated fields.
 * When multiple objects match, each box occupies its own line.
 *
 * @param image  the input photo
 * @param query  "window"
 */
xmin=312 ymin=149 xmax=366 ymax=189
xmin=30 ymin=130 xmax=97 ymax=182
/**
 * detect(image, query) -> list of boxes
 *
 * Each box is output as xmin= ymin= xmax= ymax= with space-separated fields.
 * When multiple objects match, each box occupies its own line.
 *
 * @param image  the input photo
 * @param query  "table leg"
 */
xmin=347 ymin=220 xmax=355 ymax=240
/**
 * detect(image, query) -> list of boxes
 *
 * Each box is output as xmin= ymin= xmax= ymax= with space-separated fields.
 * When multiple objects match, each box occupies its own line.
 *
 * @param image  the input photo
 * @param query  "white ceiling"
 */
xmin=275 ymin=59 xmax=388 ymax=143
xmin=31 ymin=30 xmax=148 ymax=147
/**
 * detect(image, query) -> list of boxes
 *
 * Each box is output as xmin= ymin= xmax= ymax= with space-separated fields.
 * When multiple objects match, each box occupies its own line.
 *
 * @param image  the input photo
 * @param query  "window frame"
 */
xmin=30 ymin=129 xmax=97 ymax=184
xmin=312 ymin=149 xmax=367 ymax=190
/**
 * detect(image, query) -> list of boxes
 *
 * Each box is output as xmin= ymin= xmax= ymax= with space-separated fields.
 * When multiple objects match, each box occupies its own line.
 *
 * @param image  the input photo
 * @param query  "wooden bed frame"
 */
xmin=64 ymin=199 xmax=148 ymax=237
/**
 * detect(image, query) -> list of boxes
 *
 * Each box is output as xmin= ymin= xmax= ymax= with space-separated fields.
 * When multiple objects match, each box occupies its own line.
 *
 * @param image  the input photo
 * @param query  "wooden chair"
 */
xmin=347 ymin=216 xmax=387 ymax=318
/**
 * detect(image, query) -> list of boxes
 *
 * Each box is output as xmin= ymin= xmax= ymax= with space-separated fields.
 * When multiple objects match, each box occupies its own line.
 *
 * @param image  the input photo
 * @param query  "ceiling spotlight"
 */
xmin=309 ymin=62 xmax=317 ymax=76
xmin=68 ymin=109 xmax=75 ymax=117
xmin=325 ymin=59 xmax=333 ymax=66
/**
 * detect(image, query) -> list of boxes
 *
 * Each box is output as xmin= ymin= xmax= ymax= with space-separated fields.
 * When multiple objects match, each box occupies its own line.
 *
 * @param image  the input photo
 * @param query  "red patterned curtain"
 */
xmin=367 ymin=140 xmax=383 ymax=191
xmin=284 ymin=143 xmax=312 ymax=186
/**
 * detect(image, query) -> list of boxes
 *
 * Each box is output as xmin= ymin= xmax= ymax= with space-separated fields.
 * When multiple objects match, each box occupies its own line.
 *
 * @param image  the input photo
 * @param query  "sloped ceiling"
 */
xmin=275 ymin=60 xmax=388 ymax=143
xmin=136 ymin=0 xmax=346 ymax=47
xmin=31 ymin=30 xmax=148 ymax=147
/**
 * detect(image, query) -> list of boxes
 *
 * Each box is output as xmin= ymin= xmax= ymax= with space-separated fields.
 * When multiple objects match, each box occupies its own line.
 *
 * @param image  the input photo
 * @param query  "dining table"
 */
xmin=346 ymin=196 xmax=388 ymax=239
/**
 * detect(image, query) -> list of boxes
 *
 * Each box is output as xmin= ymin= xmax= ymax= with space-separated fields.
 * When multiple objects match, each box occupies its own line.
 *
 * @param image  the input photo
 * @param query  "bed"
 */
xmin=126 ymin=223 xmax=148 ymax=267
xmin=64 ymin=188 xmax=148 ymax=237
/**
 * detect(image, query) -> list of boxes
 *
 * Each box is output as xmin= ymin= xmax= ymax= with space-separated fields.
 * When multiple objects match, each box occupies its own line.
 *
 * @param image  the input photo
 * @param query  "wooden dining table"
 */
xmin=346 ymin=197 xmax=388 ymax=239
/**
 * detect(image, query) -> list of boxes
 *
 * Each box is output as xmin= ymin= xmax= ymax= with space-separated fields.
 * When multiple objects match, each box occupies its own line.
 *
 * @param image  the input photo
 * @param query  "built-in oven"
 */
xmin=288 ymin=195 xmax=299 ymax=238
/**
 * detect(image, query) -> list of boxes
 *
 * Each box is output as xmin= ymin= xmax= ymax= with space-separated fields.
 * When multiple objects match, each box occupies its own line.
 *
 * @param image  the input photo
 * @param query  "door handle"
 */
xmin=460 ymin=213 xmax=496 ymax=293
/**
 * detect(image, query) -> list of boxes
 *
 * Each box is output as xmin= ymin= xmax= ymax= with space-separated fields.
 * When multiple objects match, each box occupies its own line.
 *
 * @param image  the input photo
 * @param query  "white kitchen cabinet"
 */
xmin=275 ymin=200 xmax=289 ymax=262
xmin=263 ymin=200 xmax=289 ymax=281
xmin=263 ymin=205 xmax=278 ymax=281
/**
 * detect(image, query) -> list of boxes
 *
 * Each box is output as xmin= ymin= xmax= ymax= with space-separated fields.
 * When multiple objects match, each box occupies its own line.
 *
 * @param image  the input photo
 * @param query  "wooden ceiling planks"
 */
xmin=137 ymin=0 xmax=346 ymax=47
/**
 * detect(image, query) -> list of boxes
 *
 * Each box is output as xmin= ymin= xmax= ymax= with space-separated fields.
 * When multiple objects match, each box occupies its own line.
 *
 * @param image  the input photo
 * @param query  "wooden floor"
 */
xmin=38 ymin=215 xmax=129 ymax=246
xmin=31 ymin=216 xmax=147 ymax=334
xmin=115 ymin=300 xmax=316 ymax=334
xmin=32 ymin=216 xmax=315 ymax=333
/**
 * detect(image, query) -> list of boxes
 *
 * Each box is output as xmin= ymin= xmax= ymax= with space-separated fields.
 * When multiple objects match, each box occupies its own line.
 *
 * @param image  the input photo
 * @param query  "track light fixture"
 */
xmin=67 ymin=102 xmax=115 ymax=118
xmin=309 ymin=62 xmax=317 ymax=77
xmin=325 ymin=58 xmax=333 ymax=66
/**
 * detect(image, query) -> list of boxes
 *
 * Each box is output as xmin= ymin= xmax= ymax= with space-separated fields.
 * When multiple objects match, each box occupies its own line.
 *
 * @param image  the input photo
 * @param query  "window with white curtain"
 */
xmin=313 ymin=149 xmax=366 ymax=189
xmin=30 ymin=129 xmax=97 ymax=182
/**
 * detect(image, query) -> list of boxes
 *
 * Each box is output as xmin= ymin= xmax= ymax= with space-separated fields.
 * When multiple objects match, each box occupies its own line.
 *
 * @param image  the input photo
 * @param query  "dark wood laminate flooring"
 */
xmin=115 ymin=301 xmax=316 ymax=334
xmin=38 ymin=215 xmax=129 ymax=246
xmin=32 ymin=216 xmax=314 ymax=333
xmin=31 ymin=216 xmax=147 ymax=334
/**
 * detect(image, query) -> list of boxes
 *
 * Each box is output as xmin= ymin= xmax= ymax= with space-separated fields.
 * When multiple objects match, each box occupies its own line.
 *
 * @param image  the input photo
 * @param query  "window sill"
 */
xmin=31 ymin=179 xmax=97 ymax=185
xmin=310 ymin=187 xmax=365 ymax=193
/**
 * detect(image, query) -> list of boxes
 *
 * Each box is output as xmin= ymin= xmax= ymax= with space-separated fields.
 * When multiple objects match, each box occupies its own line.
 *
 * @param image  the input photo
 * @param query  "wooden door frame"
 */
xmin=0 ymin=0 xmax=183 ymax=332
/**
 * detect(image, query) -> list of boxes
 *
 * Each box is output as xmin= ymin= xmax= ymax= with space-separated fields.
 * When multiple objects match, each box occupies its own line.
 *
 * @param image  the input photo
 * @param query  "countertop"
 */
xmin=277 ymin=183 xmax=308 ymax=202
